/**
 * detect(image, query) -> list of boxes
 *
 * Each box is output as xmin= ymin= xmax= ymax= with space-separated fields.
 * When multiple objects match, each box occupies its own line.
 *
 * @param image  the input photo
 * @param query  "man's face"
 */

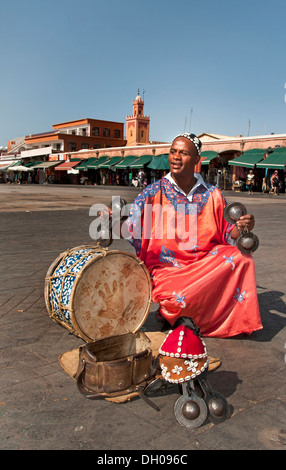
xmin=168 ymin=137 xmax=200 ymax=178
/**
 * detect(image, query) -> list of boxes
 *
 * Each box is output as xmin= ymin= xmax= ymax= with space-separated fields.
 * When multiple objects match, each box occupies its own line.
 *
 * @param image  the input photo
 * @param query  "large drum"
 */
xmin=44 ymin=245 xmax=152 ymax=342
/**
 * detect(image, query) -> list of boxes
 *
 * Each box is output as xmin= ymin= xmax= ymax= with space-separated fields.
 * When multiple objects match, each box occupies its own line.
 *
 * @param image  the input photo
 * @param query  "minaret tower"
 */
xmin=126 ymin=89 xmax=150 ymax=146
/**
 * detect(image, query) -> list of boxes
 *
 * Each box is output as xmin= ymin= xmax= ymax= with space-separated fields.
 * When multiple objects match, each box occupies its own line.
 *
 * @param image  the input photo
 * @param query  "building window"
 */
xmin=103 ymin=128 xmax=110 ymax=137
xmin=69 ymin=142 xmax=76 ymax=151
xmin=114 ymin=129 xmax=120 ymax=138
xmin=92 ymin=127 xmax=100 ymax=136
xmin=81 ymin=143 xmax=89 ymax=149
xmin=81 ymin=128 xmax=87 ymax=136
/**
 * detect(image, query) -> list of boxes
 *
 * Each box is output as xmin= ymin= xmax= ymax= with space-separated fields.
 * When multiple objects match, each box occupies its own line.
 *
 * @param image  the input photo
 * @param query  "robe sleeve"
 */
xmin=214 ymin=189 xmax=235 ymax=244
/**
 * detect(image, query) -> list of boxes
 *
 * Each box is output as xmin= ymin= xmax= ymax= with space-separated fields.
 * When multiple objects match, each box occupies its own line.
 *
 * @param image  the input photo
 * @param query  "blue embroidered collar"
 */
xmin=164 ymin=172 xmax=208 ymax=202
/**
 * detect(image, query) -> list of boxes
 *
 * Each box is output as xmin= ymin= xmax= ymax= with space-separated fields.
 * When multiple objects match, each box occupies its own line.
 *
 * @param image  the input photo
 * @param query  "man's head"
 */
xmin=173 ymin=133 xmax=202 ymax=156
xmin=168 ymin=133 xmax=201 ymax=180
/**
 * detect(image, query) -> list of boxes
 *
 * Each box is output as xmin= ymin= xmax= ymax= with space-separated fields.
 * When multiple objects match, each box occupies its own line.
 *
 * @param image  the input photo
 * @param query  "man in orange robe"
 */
xmin=126 ymin=133 xmax=262 ymax=338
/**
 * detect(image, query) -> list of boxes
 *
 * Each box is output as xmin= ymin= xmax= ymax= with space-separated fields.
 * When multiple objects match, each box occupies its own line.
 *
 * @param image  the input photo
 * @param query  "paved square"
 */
xmin=0 ymin=184 xmax=285 ymax=450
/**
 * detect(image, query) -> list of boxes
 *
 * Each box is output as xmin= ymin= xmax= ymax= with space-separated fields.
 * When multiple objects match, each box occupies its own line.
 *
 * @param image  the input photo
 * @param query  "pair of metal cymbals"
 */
xmin=144 ymin=374 xmax=230 ymax=429
xmin=174 ymin=376 xmax=230 ymax=429
xmin=96 ymin=198 xmax=127 ymax=247
xmin=223 ymin=202 xmax=259 ymax=254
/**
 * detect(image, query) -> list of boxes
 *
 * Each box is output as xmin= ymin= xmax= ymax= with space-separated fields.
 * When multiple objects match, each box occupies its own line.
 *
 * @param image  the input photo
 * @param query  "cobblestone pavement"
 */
xmin=0 ymin=184 xmax=285 ymax=450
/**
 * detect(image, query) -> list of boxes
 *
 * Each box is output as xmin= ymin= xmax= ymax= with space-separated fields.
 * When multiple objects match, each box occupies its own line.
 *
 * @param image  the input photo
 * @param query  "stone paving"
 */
xmin=0 ymin=184 xmax=285 ymax=450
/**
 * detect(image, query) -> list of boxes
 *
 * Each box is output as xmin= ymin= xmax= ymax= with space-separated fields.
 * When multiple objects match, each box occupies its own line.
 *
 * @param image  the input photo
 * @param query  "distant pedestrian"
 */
xmin=246 ymin=169 xmax=255 ymax=195
xmin=270 ymin=170 xmax=279 ymax=196
xmin=138 ymin=169 xmax=145 ymax=188
xmin=128 ymin=171 xmax=132 ymax=186
xmin=216 ymin=170 xmax=223 ymax=189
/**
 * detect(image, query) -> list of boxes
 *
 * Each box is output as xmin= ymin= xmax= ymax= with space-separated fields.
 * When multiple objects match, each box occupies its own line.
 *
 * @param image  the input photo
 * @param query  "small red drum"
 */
xmin=44 ymin=246 xmax=152 ymax=342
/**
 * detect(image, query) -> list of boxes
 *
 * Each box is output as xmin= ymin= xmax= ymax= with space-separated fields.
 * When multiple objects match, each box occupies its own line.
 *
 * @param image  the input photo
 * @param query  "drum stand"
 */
xmin=144 ymin=369 xmax=230 ymax=429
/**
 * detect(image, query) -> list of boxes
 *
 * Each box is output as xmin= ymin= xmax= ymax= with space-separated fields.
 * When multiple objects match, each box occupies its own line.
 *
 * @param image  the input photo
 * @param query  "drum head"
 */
xmin=72 ymin=251 xmax=152 ymax=342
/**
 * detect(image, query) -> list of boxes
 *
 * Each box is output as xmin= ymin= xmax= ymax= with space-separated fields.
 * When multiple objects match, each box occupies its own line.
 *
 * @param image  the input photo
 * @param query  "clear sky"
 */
xmin=1 ymin=0 xmax=286 ymax=148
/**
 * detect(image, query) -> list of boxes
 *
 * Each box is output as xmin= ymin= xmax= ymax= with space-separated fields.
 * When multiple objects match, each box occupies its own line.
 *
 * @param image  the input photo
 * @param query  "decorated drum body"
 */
xmin=45 ymin=246 xmax=152 ymax=342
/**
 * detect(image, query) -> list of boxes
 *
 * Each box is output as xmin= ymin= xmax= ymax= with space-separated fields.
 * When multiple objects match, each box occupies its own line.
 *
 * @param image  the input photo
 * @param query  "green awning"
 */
xmin=76 ymin=157 xmax=98 ymax=170
xmin=0 ymin=164 xmax=10 ymax=172
xmin=87 ymin=156 xmax=109 ymax=169
xmin=230 ymin=149 xmax=265 ymax=168
xmin=100 ymin=156 xmax=123 ymax=169
xmin=23 ymin=161 xmax=40 ymax=167
xmin=256 ymin=147 xmax=286 ymax=169
xmin=129 ymin=154 xmax=152 ymax=168
xmin=147 ymin=154 xmax=169 ymax=170
xmin=24 ymin=161 xmax=45 ymax=169
xmin=115 ymin=155 xmax=138 ymax=169
xmin=200 ymin=151 xmax=218 ymax=165
xmin=0 ymin=160 xmax=21 ymax=171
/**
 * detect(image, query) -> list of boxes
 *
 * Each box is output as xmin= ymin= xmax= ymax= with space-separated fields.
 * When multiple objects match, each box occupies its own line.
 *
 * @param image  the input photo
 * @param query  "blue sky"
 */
xmin=1 ymin=0 xmax=286 ymax=147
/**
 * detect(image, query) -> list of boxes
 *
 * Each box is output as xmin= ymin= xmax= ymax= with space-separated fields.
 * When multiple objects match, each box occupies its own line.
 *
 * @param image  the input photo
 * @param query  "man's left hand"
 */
xmin=236 ymin=214 xmax=255 ymax=232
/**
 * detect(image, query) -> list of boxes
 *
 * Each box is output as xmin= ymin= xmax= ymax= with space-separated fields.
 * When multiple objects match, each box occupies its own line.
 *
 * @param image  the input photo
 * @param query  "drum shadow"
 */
xmin=207 ymin=370 xmax=242 ymax=400
xmin=143 ymin=305 xmax=172 ymax=333
xmin=250 ymin=288 xmax=286 ymax=342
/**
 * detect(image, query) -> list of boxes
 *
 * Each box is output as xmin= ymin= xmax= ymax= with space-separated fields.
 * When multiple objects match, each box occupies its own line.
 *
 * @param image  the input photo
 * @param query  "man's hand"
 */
xmin=236 ymin=214 xmax=255 ymax=232
xmin=231 ymin=214 xmax=255 ymax=239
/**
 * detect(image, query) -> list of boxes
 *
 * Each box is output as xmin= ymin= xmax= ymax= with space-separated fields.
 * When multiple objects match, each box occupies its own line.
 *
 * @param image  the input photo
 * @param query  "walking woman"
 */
xmin=270 ymin=170 xmax=280 ymax=196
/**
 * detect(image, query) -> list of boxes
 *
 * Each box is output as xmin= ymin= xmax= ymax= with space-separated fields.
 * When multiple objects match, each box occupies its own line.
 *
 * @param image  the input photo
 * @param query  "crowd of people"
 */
xmin=0 ymin=163 xmax=284 ymax=195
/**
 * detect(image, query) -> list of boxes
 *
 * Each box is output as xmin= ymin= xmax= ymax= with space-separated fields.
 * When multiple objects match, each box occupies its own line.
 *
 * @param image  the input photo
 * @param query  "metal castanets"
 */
xmin=173 ymin=374 xmax=230 ymax=429
xmin=236 ymin=231 xmax=259 ymax=254
xmin=174 ymin=383 xmax=208 ymax=429
xmin=223 ymin=202 xmax=259 ymax=254
xmin=96 ymin=197 xmax=127 ymax=248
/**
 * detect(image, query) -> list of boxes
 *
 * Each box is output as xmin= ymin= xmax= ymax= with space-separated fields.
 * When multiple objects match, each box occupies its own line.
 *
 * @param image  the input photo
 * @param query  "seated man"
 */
xmin=125 ymin=133 xmax=262 ymax=338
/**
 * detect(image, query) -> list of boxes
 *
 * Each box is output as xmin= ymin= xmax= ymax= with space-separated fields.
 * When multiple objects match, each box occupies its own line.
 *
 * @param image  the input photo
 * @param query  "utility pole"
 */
xmin=247 ymin=118 xmax=251 ymax=137
xmin=190 ymin=108 xmax=193 ymax=132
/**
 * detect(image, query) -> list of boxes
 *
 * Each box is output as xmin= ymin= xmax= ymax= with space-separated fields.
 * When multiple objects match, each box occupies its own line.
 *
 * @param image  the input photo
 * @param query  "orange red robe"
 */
xmin=126 ymin=176 xmax=262 ymax=338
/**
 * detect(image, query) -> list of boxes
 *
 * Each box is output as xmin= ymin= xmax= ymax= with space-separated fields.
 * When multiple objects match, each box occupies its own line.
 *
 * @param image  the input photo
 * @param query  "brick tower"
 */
xmin=126 ymin=90 xmax=150 ymax=146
